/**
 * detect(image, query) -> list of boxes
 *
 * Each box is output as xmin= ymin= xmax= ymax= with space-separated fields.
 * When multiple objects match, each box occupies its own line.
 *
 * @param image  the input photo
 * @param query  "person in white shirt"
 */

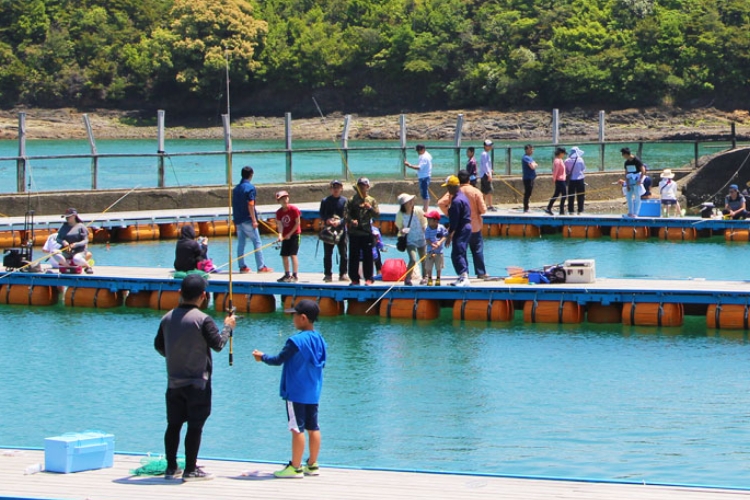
xmin=479 ymin=139 xmax=495 ymax=211
xmin=658 ymin=169 xmax=681 ymax=217
xmin=405 ymin=144 xmax=432 ymax=212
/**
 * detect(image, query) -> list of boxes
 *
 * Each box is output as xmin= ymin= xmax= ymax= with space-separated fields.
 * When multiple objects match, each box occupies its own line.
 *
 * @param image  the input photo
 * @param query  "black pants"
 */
xmin=348 ymin=232 xmax=374 ymax=282
xmin=523 ymin=179 xmax=535 ymax=212
xmin=547 ymin=180 xmax=567 ymax=214
xmin=323 ymin=235 xmax=348 ymax=277
xmin=567 ymin=179 xmax=586 ymax=214
xmin=165 ymin=383 xmax=211 ymax=473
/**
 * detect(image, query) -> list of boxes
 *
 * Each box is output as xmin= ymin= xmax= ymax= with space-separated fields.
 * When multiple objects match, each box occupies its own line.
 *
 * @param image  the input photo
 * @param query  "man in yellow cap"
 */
xmin=441 ymin=175 xmax=472 ymax=287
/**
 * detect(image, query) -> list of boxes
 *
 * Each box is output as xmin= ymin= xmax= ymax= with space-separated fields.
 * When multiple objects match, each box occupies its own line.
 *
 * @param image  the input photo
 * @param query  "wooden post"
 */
xmin=82 ymin=114 xmax=98 ymax=190
xmin=399 ymin=114 xmax=407 ymax=178
xmin=222 ymin=114 xmax=233 ymax=186
xmin=157 ymin=110 xmax=166 ymax=188
xmin=341 ymin=114 xmax=351 ymax=180
xmin=598 ymin=111 xmax=606 ymax=172
xmin=16 ymin=112 xmax=26 ymax=193
xmin=454 ymin=114 xmax=464 ymax=172
xmin=285 ymin=112 xmax=292 ymax=183
xmin=552 ymin=109 xmax=560 ymax=145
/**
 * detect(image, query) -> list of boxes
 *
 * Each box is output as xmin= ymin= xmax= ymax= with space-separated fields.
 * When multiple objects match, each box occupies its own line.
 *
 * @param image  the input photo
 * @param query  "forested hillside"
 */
xmin=1 ymin=0 xmax=749 ymax=116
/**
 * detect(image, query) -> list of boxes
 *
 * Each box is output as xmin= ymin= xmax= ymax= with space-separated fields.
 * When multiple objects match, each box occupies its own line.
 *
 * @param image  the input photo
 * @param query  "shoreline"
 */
xmin=1 ymin=106 xmax=748 ymax=142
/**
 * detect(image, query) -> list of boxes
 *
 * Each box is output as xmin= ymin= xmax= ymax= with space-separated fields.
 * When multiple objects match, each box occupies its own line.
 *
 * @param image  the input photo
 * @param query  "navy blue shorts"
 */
xmin=286 ymin=401 xmax=319 ymax=433
xmin=419 ymin=177 xmax=431 ymax=200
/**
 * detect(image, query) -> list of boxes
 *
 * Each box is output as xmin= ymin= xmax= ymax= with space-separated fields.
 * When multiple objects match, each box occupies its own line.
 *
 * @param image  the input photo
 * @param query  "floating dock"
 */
xmin=1 ymin=450 xmax=747 ymax=500
xmin=2 ymin=265 xmax=750 ymax=329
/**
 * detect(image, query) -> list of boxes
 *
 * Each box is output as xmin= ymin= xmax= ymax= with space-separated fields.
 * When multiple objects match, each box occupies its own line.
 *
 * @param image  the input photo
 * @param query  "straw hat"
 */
xmin=660 ymin=169 xmax=675 ymax=179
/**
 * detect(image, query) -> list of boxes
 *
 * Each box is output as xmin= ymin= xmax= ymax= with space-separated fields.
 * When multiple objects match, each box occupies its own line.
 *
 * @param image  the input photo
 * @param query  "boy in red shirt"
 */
xmin=275 ymin=191 xmax=302 ymax=282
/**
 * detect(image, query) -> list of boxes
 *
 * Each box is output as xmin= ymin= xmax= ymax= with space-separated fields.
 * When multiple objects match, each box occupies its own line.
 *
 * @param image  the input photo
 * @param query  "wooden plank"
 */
xmin=1 ymin=451 xmax=747 ymax=500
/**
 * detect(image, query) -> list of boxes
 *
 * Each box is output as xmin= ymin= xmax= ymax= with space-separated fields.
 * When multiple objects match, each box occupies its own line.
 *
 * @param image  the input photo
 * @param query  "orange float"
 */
xmin=118 ymin=224 xmax=160 ymax=242
xmin=622 ymin=302 xmax=683 ymax=326
xmin=0 ymin=284 xmax=58 ymax=306
xmin=611 ymin=226 xmax=649 ymax=240
xmin=159 ymin=222 xmax=200 ymax=240
xmin=658 ymin=227 xmax=697 ymax=241
xmin=125 ymin=291 xmax=153 ymax=308
xmin=198 ymin=220 xmax=233 ymax=237
xmin=587 ymin=303 xmax=622 ymax=324
xmin=346 ymin=300 xmax=380 ymax=316
xmin=706 ymin=304 xmax=750 ymax=330
xmin=724 ymin=229 xmax=750 ymax=242
xmin=452 ymin=299 xmax=514 ymax=322
xmin=503 ymin=224 xmax=541 ymax=238
xmin=282 ymin=296 xmax=343 ymax=316
xmin=562 ymin=225 xmax=602 ymax=239
xmin=0 ymin=231 xmax=22 ymax=248
xmin=523 ymin=300 xmax=584 ymax=324
xmin=64 ymin=287 xmax=123 ymax=308
xmin=380 ymin=298 xmax=440 ymax=320
xmin=483 ymin=224 xmax=502 ymax=237
xmin=91 ymin=228 xmax=111 ymax=243
xmin=258 ymin=218 xmax=277 ymax=234
xmin=148 ymin=289 xmax=206 ymax=310
xmin=25 ymin=228 xmax=53 ymax=246
xmin=215 ymin=292 xmax=276 ymax=314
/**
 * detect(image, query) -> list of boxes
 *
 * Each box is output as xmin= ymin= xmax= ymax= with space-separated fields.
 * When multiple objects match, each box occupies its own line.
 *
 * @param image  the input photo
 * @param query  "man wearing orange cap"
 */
xmin=442 ymin=176 xmax=472 ymax=287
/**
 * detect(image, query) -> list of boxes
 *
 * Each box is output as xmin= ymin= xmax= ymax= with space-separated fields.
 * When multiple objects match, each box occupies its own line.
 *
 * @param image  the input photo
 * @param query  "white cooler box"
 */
xmin=563 ymin=259 xmax=596 ymax=283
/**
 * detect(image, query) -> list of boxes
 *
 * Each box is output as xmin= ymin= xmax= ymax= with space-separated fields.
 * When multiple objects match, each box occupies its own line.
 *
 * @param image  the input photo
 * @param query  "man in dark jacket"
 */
xmin=318 ymin=179 xmax=348 ymax=282
xmin=154 ymin=275 xmax=235 ymax=482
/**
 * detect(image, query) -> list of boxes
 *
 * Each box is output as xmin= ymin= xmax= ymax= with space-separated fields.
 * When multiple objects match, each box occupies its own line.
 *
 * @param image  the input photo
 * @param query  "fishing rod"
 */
xmin=211 ymin=240 xmax=277 ymax=273
xmin=222 ymin=108 xmax=236 ymax=367
xmin=365 ymin=253 xmax=428 ymax=313
xmin=85 ymin=185 xmax=141 ymax=229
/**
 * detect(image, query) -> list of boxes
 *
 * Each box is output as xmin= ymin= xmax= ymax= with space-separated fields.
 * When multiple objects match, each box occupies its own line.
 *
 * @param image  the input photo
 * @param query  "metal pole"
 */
xmin=17 ymin=112 xmax=26 ymax=193
xmin=399 ymin=114 xmax=407 ymax=178
xmin=731 ymin=123 xmax=737 ymax=150
xmin=599 ymin=111 xmax=606 ymax=172
xmin=82 ymin=114 xmax=98 ymax=190
xmin=454 ymin=114 xmax=464 ymax=172
xmin=694 ymin=141 xmax=699 ymax=168
xmin=505 ymin=147 xmax=512 ymax=176
xmin=341 ymin=114 xmax=351 ymax=180
xmin=223 ymin=114 xmax=233 ymax=185
xmin=285 ymin=112 xmax=292 ymax=183
xmin=552 ymin=109 xmax=559 ymax=145
xmin=157 ymin=110 xmax=166 ymax=188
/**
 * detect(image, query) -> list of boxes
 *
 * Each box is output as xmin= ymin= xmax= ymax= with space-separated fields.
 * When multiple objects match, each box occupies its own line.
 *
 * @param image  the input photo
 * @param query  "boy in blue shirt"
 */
xmin=253 ymin=300 xmax=327 ymax=478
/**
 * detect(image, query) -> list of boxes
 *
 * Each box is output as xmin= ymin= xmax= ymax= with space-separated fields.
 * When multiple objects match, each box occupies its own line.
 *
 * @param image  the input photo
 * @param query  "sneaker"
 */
xmin=435 ymin=278 xmax=441 ymax=286
xmin=365 ymin=279 xmax=374 ymax=285
xmin=543 ymin=208 xmax=554 ymax=215
xmin=419 ymin=278 xmax=428 ymax=285
xmin=427 ymin=278 xmax=433 ymax=286
xmin=274 ymin=462 xmax=303 ymax=479
xmin=404 ymin=280 xmax=413 ymax=286
xmin=338 ymin=275 xmax=350 ymax=282
xmin=349 ymin=280 xmax=360 ymax=286
xmin=291 ymin=275 xmax=299 ymax=282
xmin=477 ymin=274 xmax=488 ymax=280
xmin=164 ymin=467 xmax=183 ymax=480
xmin=239 ymin=266 xmax=251 ymax=274
xmin=488 ymin=206 xmax=498 ymax=212
xmin=277 ymin=275 xmax=291 ymax=282
xmin=303 ymin=462 xmax=320 ymax=476
xmin=451 ymin=275 xmax=470 ymax=287
xmin=323 ymin=275 xmax=333 ymax=283
xmin=85 ymin=267 xmax=94 ymax=274
xmin=258 ymin=266 xmax=273 ymax=273
xmin=182 ymin=466 xmax=213 ymax=482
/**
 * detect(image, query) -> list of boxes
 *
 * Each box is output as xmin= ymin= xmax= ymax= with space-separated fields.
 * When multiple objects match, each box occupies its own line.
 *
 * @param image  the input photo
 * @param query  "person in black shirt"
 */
xmin=319 ymin=180 xmax=348 ymax=282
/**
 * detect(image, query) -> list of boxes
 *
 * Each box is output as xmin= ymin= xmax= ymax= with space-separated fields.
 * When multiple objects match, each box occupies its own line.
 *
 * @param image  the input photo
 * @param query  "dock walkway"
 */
xmin=1 ymin=450 xmax=748 ymax=500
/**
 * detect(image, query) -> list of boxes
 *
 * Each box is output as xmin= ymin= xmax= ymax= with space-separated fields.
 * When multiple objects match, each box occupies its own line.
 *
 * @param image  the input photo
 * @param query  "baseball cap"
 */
xmin=284 ymin=299 xmax=320 ymax=322
xmin=356 ymin=177 xmax=371 ymax=186
xmin=180 ymin=274 xmax=207 ymax=300
xmin=62 ymin=208 xmax=83 ymax=223
xmin=483 ymin=139 xmax=493 ymax=147
xmin=729 ymin=184 xmax=739 ymax=191
xmin=441 ymin=175 xmax=460 ymax=187
xmin=425 ymin=210 xmax=442 ymax=220
xmin=330 ymin=179 xmax=343 ymax=187
xmin=275 ymin=190 xmax=290 ymax=200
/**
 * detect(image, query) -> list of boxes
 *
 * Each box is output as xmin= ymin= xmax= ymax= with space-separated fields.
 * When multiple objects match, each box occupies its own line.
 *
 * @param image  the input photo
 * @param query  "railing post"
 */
xmin=454 ymin=114 xmax=464 ymax=172
xmin=637 ymin=142 xmax=644 ymax=159
xmin=341 ymin=114 xmax=351 ymax=180
xmin=82 ymin=114 xmax=98 ymax=190
xmin=599 ymin=110 xmax=606 ymax=172
xmin=399 ymin=114 xmax=407 ymax=178
xmin=505 ymin=147 xmax=512 ymax=176
xmin=157 ymin=110 xmax=166 ymax=188
xmin=285 ymin=112 xmax=292 ymax=182
xmin=731 ymin=123 xmax=737 ymax=150
xmin=694 ymin=141 xmax=699 ymax=169
xmin=552 ymin=108 xmax=560 ymax=145
xmin=222 ymin=114 xmax=233 ymax=186
xmin=16 ymin=112 xmax=26 ymax=193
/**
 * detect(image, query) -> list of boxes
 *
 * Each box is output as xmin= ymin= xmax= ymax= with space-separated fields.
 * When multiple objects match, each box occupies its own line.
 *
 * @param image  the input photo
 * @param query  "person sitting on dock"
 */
xmin=395 ymin=193 xmax=427 ymax=286
xmin=154 ymin=274 xmax=235 ymax=482
xmin=658 ymin=169 xmax=681 ymax=217
xmin=233 ymin=166 xmax=273 ymax=274
xmin=52 ymin=208 xmax=93 ymax=274
xmin=442 ymin=175 xmax=472 ymax=287
xmin=723 ymin=184 xmax=748 ymax=220
xmin=424 ymin=210 xmax=448 ymax=286
xmin=619 ymin=147 xmax=646 ymax=218
xmin=174 ymin=225 xmax=209 ymax=273
xmin=319 ymin=179 xmax=348 ymax=282
xmin=345 ymin=177 xmax=379 ymax=285
xmin=404 ymin=144 xmax=433 ymax=212
xmin=275 ymin=191 xmax=302 ymax=283
xmin=544 ymin=147 xmax=568 ymax=216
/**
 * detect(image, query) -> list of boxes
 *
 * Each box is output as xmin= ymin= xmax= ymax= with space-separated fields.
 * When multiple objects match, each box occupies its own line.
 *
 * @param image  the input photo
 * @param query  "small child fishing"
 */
xmin=423 ymin=210 xmax=448 ymax=286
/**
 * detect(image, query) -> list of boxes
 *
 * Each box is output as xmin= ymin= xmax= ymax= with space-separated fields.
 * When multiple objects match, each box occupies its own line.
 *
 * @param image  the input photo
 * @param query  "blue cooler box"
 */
xmin=45 ymin=432 xmax=114 ymax=473
xmin=638 ymin=199 xmax=660 ymax=217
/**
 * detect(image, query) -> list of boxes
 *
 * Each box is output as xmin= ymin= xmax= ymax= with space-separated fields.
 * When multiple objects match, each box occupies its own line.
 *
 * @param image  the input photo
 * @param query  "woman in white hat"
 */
xmin=395 ymin=193 xmax=427 ymax=285
xmin=658 ymin=169 xmax=681 ymax=217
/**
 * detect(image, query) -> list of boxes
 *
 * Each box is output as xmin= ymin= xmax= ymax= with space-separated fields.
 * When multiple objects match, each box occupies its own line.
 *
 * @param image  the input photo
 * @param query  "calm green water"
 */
xmin=0 ymin=138 xmax=738 ymax=192
xmin=2 ymin=235 xmax=750 ymax=488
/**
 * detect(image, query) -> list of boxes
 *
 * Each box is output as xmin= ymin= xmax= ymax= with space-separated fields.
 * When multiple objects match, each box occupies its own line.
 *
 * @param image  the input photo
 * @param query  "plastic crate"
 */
xmin=45 ymin=432 xmax=114 ymax=473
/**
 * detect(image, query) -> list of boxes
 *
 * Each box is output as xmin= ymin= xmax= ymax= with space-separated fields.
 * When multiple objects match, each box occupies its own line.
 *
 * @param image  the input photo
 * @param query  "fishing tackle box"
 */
xmin=44 ymin=431 xmax=114 ymax=473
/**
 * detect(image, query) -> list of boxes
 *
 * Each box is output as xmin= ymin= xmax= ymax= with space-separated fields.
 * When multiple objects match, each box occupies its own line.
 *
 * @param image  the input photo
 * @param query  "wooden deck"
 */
xmin=1 ymin=450 xmax=748 ymax=500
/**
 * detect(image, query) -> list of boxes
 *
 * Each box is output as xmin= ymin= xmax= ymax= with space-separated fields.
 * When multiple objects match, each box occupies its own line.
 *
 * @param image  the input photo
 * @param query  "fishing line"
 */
xmin=365 ymin=253 xmax=428 ymax=313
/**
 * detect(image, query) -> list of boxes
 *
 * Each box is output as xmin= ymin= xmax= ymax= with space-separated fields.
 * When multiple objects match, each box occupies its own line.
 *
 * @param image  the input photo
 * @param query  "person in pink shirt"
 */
xmin=437 ymin=169 xmax=488 ymax=278
xmin=544 ymin=147 xmax=568 ymax=216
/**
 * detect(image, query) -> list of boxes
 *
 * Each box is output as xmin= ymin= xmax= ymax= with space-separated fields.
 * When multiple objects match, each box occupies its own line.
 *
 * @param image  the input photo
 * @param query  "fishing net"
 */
xmin=130 ymin=454 xmax=185 ymax=476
